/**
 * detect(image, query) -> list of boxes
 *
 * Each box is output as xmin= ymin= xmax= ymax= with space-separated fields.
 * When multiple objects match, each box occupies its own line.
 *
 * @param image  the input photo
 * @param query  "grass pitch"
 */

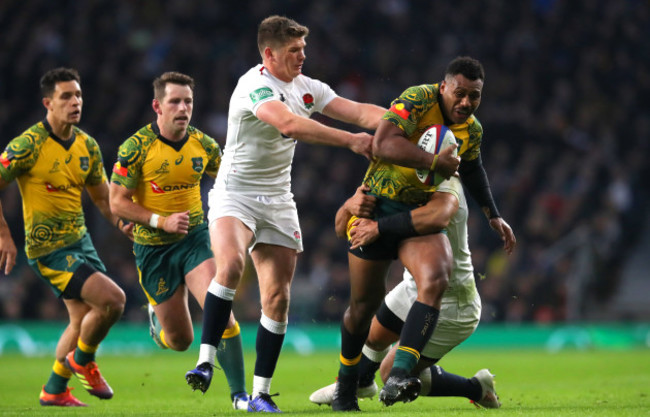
xmin=0 ymin=349 xmax=648 ymax=416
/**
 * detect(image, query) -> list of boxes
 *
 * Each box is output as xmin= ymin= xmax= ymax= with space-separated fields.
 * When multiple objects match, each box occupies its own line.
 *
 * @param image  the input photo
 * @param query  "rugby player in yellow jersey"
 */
xmin=329 ymin=57 xmax=515 ymax=410
xmin=0 ymin=68 xmax=128 ymax=407
xmin=109 ymin=72 xmax=249 ymax=410
xmin=310 ymin=181 xmax=501 ymax=409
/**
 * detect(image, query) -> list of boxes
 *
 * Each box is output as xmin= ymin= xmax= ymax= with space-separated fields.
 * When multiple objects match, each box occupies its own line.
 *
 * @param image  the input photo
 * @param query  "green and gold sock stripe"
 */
xmin=339 ymin=352 xmax=362 ymax=367
xmin=53 ymin=359 xmax=72 ymax=379
xmin=222 ymin=321 xmax=241 ymax=339
xmin=78 ymin=338 xmax=98 ymax=354
xmin=397 ymin=345 xmax=421 ymax=361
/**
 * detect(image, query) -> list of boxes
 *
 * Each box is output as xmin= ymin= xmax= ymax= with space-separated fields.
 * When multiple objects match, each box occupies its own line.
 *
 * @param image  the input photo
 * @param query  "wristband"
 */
xmin=377 ymin=211 xmax=418 ymax=238
xmin=149 ymin=213 xmax=160 ymax=228
xmin=429 ymin=154 xmax=439 ymax=172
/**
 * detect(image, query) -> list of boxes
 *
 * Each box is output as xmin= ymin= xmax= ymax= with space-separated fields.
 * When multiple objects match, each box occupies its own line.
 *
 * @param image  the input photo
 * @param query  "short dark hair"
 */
xmin=445 ymin=56 xmax=485 ymax=81
xmin=257 ymin=15 xmax=309 ymax=56
xmin=153 ymin=71 xmax=195 ymax=100
xmin=40 ymin=68 xmax=81 ymax=97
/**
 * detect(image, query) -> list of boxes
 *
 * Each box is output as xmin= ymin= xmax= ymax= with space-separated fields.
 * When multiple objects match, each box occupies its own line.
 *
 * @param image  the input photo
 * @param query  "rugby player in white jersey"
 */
xmin=184 ymin=15 xmax=414 ymax=413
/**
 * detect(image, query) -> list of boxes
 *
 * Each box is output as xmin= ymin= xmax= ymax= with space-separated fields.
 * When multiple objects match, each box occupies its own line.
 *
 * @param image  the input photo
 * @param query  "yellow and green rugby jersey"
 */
xmin=0 ymin=120 xmax=107 ymax=259
xmin=364 ymin=83 xmax=483 ymax=207
xmin=111 ymin=123 xmax=221 ymax=246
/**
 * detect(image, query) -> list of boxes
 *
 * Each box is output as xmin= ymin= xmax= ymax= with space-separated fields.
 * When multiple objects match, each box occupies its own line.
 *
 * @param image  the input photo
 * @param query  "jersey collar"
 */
xmin=42 ymin=118 xmax=76 ymax=151
xmin=258 ymin=64 xmax=294 ymax=88
xmin=151 ymin=121 xmax=189 ymax=152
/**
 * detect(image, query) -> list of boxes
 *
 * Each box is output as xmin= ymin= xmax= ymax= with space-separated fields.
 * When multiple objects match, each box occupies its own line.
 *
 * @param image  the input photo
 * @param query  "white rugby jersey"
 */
xmin=215 ymin=64 xmax=338 ymax=195
xmin=404 ymin=176 xmax=477 ymax=302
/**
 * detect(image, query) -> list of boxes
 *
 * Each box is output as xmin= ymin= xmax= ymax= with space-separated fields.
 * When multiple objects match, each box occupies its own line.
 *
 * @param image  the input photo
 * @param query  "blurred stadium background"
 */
xmin=1 ymin=0 xmax=649 ymax=354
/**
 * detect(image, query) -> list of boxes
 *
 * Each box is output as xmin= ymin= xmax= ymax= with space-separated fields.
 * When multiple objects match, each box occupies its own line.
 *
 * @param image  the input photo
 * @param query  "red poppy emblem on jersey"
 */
xmin=112 ymin=161 xmax=128 ymax=177
xmin=389 ymin=102 xmax=411 ymax=120
xmin=294 ymin=231 xmax=301 ymax=240
xmin=303 ymin=94 xmax=314 ymax=110
xmin=0 ymin=151 xmax=12 ymax=168
xmin=150 ymin=181 xmax=165 ymax=194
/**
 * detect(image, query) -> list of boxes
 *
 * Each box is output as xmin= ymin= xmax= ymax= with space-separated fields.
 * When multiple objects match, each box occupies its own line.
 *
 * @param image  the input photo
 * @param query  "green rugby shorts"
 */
xmin=134 ymin=223 xmax=213 ymax=305
xmin=28 ymin=233 xmax=106 ymax=299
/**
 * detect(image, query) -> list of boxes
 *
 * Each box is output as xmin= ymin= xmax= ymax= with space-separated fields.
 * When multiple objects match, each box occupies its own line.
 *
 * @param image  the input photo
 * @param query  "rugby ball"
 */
xmin=415 ymin=125 xmax=457 ymax=186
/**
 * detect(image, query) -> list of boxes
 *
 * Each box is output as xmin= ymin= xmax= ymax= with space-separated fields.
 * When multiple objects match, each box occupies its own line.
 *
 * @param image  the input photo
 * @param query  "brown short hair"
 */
xmin=257 ymin=15 xmax=309 ymax=56
xmin=153 ymin=72 xmax=195 ymax=100
xmin=40 ymin=68 xmax=81 ymax=97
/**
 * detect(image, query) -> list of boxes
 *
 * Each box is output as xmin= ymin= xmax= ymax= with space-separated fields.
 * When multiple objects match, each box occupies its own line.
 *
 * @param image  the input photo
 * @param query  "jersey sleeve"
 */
xmin=306 ymin=77 xmax=338 ymax=113
xmin=84 ymin=136 xmax=108 ymax=186
xmin=0 ymin=135 xmax=38 ymax=182
xmin=382 ymin=84 xmax=438 ymax=137
xmin=461 ymin=117 xmax=483 ymax=162
xmin=111 ymin=136 xmax=144 ymax=189
xmin=199 ymin=132 xmax=222 ymax=178
xmin=247 ymin=80 xmax=279 ymax=115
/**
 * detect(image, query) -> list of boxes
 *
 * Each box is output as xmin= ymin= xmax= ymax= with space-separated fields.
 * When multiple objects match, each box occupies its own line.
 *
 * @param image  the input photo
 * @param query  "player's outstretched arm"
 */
xmin=348 ymin=189 xmax=459 ymax=249
xmin=322 ymin=97 xmax=386 ymax=131
xmin=256 ymin=100 xmax=373 ymax=159
xmin=411 ymin=191 xmax=459 ymax=234
xmin=109 ymin=182 xmax=189 ymax=235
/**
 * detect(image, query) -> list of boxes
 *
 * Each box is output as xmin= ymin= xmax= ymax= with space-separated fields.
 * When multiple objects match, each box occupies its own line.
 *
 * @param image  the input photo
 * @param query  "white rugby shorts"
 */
xmin=384 ymin=272 xmax=481 ymax=359
xmin=208 ymin=188 xmax=304 ymax=252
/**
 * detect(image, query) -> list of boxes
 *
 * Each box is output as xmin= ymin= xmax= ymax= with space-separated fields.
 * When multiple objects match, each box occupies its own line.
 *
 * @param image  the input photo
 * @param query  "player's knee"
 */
xmin=165 ymin=331 xmax=193 ymax=351
xmin=262 ymin=288 xmax=290 ymax=315
xmin=111 ymin=288 xmax=126 ymax=314
xmin=349 ymin=296 xmax=383 ymax=325
xmin=219 ymin=255 xmax=247 ymax=284
xmin=99 ymin=287 xmax=126 ymax=322
xmin=419 ymin=271 xmax=449 ymax=299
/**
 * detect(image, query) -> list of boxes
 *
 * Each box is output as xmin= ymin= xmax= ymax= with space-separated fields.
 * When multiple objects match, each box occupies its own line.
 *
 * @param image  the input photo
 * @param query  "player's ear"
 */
xmin=263 ymin=46 xmax=274 ymax=61
xmin=152 ymin=99 xmax=162 ymax=114
xmin=42 ymin=97 xmax=52 ymax=111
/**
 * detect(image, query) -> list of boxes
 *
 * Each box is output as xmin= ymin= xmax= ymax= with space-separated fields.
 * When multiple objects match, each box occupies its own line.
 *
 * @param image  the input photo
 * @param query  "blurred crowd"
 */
xmin=1 ymin=0 xmax=648 ymax=324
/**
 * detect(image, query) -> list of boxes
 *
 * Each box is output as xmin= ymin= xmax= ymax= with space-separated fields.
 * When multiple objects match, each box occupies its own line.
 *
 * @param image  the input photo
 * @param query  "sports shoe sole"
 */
xmin=186 ymin=373 xmax=210 ymax=393
xmin=310 ymin=381 xmax=378 ymax=405
xmin=472 ymin=369 xmax=501 ymax=408
xmin=379 ymin=377 xmax=421 ymax=407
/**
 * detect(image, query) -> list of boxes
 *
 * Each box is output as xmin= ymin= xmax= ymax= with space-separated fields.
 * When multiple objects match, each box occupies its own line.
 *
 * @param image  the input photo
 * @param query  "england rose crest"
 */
xmin=303 ymin=94 xmax=314 ymax=110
